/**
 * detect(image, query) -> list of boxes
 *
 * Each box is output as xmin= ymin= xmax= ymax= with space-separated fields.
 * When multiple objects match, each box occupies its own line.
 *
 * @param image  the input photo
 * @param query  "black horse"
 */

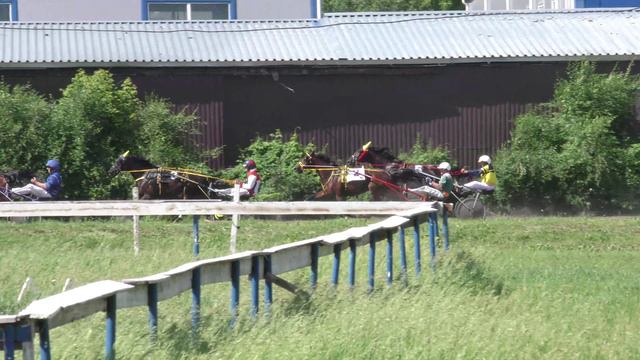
xmin=0 ymin=170 xmax=35 ymax=201
xmin=109 ymin=152 xmax=230 ymax=200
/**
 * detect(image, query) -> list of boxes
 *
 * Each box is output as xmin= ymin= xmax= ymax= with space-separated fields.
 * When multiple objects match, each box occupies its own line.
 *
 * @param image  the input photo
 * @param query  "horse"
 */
xmin=0 ymin=170 xmax=35 ymax=201
xmin=108 ymin=152 xmax=230 ymax=200
xmin=295 ymin=152 xmax=424 ymax=201
xmin=347 ymin=146 xmax=431 ymax=199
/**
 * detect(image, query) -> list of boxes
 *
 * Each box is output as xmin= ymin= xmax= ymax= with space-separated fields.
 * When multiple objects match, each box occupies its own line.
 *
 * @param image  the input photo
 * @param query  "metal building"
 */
xmin=0 ymin=9 xmax=638 ymax=167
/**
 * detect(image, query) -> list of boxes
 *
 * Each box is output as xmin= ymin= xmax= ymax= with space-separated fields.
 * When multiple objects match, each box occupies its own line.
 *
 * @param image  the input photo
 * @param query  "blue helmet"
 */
xmin=46 ymin=159 xmax=61 ymax=171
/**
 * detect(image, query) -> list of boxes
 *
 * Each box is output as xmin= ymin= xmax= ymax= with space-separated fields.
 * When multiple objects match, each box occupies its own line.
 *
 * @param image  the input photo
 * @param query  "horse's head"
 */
xmin=1 ymin=170 xmax=33 ymax=186
xmin=108 ymin=154 xmax=126 ymax=176
xmin=350 ymin=144 xmax=399 ymax=166
xmin=109 ymin=151 xmax=156 ymax=176
xmin=295 ymin=151 xmax=334 ymax=173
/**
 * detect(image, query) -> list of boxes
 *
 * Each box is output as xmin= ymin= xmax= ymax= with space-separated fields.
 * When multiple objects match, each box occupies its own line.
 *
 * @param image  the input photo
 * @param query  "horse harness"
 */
xmin=134 ymin=168 xmax=224 ymax=199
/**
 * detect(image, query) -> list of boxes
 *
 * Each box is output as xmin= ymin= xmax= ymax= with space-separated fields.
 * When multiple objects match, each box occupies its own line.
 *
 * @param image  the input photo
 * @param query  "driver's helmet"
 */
xmin=46 ymin=159 xmax=61 ymax=171
xmin=243 ymin=159 xmax=256 ymax=170
xmin=437 ymin=162 xmax=451 ymax=171
xmin=478 ymin=155 xmax=491 ymax=164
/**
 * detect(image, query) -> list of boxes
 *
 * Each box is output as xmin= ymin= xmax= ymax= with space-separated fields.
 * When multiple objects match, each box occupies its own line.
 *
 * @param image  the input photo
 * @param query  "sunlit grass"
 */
xmin=1 ymin=216 xmax=639 ymax=359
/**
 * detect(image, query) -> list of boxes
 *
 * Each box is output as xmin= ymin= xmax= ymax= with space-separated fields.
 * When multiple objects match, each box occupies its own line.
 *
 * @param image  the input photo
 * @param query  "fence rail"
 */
xmin=0 ymin=201 xmax=449 ymax=360
xmin=0 ymin=200 xmax=431 ymax=217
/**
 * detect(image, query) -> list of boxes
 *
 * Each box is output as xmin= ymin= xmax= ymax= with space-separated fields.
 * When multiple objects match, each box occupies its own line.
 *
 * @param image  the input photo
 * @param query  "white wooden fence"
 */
xmin=0 ymin=201 xmax=450 ymax=360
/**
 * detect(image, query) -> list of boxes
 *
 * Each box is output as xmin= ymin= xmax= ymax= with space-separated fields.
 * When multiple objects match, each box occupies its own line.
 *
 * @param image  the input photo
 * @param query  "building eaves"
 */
xmin=0 ymin=8 xmax=638 ymax=68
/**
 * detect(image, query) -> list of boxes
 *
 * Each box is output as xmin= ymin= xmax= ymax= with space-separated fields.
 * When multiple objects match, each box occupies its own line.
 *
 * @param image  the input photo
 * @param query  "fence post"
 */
xmin=148 ymin=283 xmax=158 ymax=343
xmin=264 ymin=255 xmax=273 ymax=314
xmin=229 ymin=184 xmax=241 ymax=254
xmin=331 ymin=244 xmax=341 ymax=287
xmin=368 ymin=232 xmax=376 ymax=293
xmin=398 ymin=225 xmax=407 ymax=282
xmin=192 ymin=215 xmax=200 ymax=257
xmin=413 ymin=218 xmax=421 ymax=276
xmin=2 ymin=324 xmax=16 ymax=360
xmin=38 ymin=320 xmax=51 ymax=360
xmin=386 ymin=230 xmax=393 ymax=286
xmin=310 ymin=244 xmax=319 ymax=290
xmin=250 ymin=256 xmax=260 ymax=318
xmin=105 ymin=295 xmax=116 ymax=360
xmin=428 ymin=213 xmax=437 ymax=269
xmin=132 ymin=187 xmax=140 ymax=256
xmin=442 ymin=208 xmax=450 ymax=251
xmin=191 ymin=267 xmax=201 ymax=338
xmin=348 ymin=239 xmax=356 ymax=290
xmin=230 ymin=260 xmax=240 ymax=327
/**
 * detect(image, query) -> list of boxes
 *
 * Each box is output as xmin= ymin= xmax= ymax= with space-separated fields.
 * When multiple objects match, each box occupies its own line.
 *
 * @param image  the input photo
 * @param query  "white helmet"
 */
xmin=478 ymin=155 xmax=491 ymax=164
xmin=437 ymin=162 xmax=451 ymax=171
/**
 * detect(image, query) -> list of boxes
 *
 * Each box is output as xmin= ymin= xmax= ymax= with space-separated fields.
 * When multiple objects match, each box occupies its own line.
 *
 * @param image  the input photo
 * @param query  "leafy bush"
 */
xmin=136 ymin=95 xmax=220 ymax=172
xmin=397 ymin=134 xmax=453 ymax=166
xmin=0 ymin=83 xmax=53 ymax=174
xmin=494 ymin=62 xmax=640 ymax=213
xmin=0 ymin=70 xmax=219 ymax=200
xmin=219 ymin=130 xmax=319 ymax=201
xmin=50 ymin=69 xmax=140 ymax=200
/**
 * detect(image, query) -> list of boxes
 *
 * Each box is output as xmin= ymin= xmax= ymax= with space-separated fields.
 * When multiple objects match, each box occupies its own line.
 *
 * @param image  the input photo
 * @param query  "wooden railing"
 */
xmin=0 ymin=201 xmax=450 ymax=360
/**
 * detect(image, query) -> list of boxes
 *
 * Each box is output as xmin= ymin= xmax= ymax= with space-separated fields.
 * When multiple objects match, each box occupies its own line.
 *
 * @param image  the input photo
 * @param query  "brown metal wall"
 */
xmin=222 ymin=63 xmax=573 ymax=168
xmin=291 ymin=102 xmax=534 ymax=167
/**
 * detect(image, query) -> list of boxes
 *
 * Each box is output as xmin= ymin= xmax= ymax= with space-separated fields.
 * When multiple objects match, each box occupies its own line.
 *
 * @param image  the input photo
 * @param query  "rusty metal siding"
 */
xmin=293 ymin=101 xmax=532 ymax=168
xmin=175 ymin=102 xmax=225 ymax=168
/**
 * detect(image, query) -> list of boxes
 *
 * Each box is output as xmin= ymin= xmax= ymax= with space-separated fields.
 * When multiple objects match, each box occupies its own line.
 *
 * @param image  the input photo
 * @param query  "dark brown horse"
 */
xmin=0 ymin=170 xmax=35 ymax=201
xmin=348 ymin=146 xmax=430 ymax=200
xmin=295 ymin=152 xmax=422 ymax=201
xmin=108 ymin=152 xmax=229 ymax=200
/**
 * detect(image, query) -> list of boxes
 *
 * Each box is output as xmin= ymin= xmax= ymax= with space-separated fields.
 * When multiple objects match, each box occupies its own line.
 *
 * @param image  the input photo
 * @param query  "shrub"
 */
xmin=397 ymin=134 xmax=453 ymax=166
xmin=50 ymin=69 xmax=140 ymax=200
xmin=0 ymin=83 xmax=53 ymax=174
xmin=220 ymin=130 xmax=319 ymax=201
xmin=495 ymin=62 xmax=640 ymax=213
xmin=136 ymin=95 xmax=220 ymax=172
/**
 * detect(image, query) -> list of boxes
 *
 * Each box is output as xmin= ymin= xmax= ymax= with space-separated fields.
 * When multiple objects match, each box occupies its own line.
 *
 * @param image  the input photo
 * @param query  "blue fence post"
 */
xmin=428 ymin=213 xmax=437 ymax=269
xmin=348 ymin=239 xmax=356 ymax=290
xmin=264 ymin=255 xmax=273 ymax=315
xmin=332 ymin=244 xmax=341 ymax=287
xmin=443 ymin=208 xmax=450 ymax=251
xmin=230 ymin=260 xmax=240 ymax=327
xmin=191 ymin=267 xmax=201 ymax=337
xmin=368 ymin=232 xmax=376 ymax=293
xmin=310 ymin=243 xmax=319 ymax=290
xmin=148 ymin=283 xmax=158 ymax=343
xmin=192 ymin=215 xmax=200 ymax=257
xmin=250 ymin=256 xmax=260 ymax=318
xmin=398 ymin=225 xmax=407 ymax=282
xmin=2 ymin=324 xmax=15 ymax=360
xmin=38 ymin=320 xmax=51 ymax=360
xmin=105 ymin=295 xmax=116 ymax=360
xmin=386 ymin=230 xmax=393 ymax=286
xmin=413 ymin=218 xmax=422 ymax=276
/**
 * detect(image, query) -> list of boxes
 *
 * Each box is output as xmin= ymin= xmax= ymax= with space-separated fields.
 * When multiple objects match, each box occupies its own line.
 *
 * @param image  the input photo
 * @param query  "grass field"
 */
xmin=1 ymin=216 xmax=640 ymax=359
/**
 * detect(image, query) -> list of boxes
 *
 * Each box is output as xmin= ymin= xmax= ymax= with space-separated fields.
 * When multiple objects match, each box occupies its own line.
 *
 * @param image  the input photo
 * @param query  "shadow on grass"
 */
xmin=434 ymin=250 xmax=508 ymax=297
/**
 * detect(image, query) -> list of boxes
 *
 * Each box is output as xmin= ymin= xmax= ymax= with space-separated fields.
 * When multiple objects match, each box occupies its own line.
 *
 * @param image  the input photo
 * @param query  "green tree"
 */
xmin=50 ymin=69 xmax=140 ymax=199
xmin=495 ymin=62 xmax=640 ymax=212
xmin=323 ymin=0 xmax=463 ymax=12
xmin=0 ymin=83 xmax=53 ymax=173
xmin=220 ymin=130 xmax=319 ymax=201
xmin=397 ymin=134 xmax=453 ymax=166
xmin=136 ymin=96 xmax=220 ymax=174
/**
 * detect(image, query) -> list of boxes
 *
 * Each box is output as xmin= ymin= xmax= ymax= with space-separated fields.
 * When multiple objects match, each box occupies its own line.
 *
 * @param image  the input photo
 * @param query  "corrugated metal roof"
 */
xmin=0 ymin=8 xmax=638 ymax=68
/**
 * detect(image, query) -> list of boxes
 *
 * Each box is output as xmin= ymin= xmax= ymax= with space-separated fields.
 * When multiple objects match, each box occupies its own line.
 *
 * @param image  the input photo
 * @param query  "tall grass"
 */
xmin=1 ymin=216 xmax=639 ymax=359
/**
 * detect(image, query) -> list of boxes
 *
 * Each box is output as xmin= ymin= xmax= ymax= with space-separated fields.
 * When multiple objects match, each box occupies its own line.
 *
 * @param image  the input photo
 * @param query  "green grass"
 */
xmin=1 ymin=216 xmax=640 ymax=359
